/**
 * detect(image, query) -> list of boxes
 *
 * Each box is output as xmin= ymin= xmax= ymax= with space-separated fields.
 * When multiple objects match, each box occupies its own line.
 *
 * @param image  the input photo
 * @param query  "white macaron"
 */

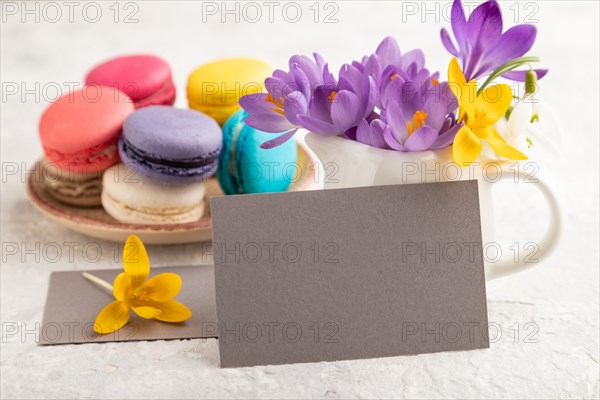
xmin=101 ymin=163 xmax=206 ymax=224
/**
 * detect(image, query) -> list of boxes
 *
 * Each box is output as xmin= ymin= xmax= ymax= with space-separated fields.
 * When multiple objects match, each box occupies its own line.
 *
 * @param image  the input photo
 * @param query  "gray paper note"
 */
xmin=210 ymin=181 xmax=489 ymax=367
xmin=40 ymin=265 xmax=217 ymax=345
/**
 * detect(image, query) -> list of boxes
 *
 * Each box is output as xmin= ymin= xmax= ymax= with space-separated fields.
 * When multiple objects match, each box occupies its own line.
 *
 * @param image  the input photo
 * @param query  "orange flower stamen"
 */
xmin=270 ymin=107 xmax=286 ymax=116
xmin=265 ymin=93 xmax=284 ymax=108
xmin=328 ymin=90 xmax=337 ymax=102
xmin=406 ymin=110 xmax=429 ymax=136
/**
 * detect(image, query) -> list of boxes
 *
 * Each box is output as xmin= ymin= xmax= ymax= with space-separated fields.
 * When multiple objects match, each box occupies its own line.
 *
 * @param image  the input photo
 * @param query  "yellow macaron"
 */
xmin=187 ymin=58 xmax=273 ymax=125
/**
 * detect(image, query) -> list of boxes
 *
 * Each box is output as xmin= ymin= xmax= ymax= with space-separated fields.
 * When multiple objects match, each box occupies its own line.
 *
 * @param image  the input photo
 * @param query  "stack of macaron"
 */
xmin=39 ymin=86 xmax=134 ymax=207
xmin=187 ymin=57 xmax=272 ymax=125
xmin=104 ymin=105 xmax=221 ymax=224
xmin=37 ymin=54 xmax=299 ymax=225
xmin=218 ymin=110 xmax=297 ymax=195
xmin=86 ymin=55 xmax=177 ymax=109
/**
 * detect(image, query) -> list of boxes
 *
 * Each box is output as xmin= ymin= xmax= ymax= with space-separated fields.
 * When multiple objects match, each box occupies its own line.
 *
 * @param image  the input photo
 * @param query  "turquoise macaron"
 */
xmin=218 ymin=110 xmax=298 ymax=194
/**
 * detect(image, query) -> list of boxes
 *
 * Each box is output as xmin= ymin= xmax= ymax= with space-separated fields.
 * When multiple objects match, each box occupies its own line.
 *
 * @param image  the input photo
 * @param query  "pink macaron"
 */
xmin=85 ymin=55 xmax=176 ymax=108
xmin=39 ymin=86 xmax=134 ymax=174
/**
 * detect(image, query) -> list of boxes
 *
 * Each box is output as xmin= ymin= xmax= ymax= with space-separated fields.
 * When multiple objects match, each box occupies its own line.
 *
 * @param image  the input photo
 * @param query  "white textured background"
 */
xmin=1 ymin=1 xmax=599 ymax=398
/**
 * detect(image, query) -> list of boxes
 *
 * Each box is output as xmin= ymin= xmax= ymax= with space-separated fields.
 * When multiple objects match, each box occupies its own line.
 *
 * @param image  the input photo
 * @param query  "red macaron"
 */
xmin=39 ymin=86 xmax=134 ymax=174
xmin=85 ymin=55 xmax=176 ymax=108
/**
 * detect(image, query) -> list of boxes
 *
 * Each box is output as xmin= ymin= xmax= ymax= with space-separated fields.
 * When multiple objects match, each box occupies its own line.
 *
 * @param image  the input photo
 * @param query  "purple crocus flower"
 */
xmin=241 ymin=57 xmax=377 ymax=147
xmin=355 ymin=75 xmax=461 ymax=152
xmin=440 ymin=0 xmax=547 ymax=81
xmin=379 ymin=63 xmax=440 ymax=111
xmin=353 ymin=36 xmax=436 ymax=106
xmin=295 ymin=62 xmax=377 ymax=137
xmin=239 ymin=53 xmax=335 ymax=148
xmin=355 ymin=36 xmax=427 ymax=80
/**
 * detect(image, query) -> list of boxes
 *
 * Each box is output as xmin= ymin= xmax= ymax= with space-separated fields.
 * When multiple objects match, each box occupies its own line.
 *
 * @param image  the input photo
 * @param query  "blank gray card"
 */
xmin=210 ymin=181 xmax=489 ymax=367
xmin=40 ymin=265 xmax=217 ymax=345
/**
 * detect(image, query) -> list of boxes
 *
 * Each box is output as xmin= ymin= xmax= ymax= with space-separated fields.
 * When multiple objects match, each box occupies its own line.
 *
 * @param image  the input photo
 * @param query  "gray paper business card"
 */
xmin=39 ymin=265 xmax=217 ymax=345
xmin=210 ymin=181 xmax=489 ymax=367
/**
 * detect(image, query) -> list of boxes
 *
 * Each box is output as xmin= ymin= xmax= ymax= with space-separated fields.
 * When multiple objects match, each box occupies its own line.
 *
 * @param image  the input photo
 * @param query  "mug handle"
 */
xmin=486 ymin=162 xmax=565 ymax=280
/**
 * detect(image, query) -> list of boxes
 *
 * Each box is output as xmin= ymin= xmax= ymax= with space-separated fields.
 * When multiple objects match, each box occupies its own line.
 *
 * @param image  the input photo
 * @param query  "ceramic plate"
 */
xmin=27 ymin=143 xmax=321 ymax=244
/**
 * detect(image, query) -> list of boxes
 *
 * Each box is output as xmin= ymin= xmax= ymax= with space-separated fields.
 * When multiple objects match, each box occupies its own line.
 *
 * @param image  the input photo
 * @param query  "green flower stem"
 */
xmin=478 ymin=56 xmax=541 ymax=94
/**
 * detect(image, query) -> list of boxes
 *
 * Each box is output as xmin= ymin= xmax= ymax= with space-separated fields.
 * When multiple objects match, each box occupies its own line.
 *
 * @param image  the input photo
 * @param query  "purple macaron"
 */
xmin=119 ymin=106 xmax=222 ymax=184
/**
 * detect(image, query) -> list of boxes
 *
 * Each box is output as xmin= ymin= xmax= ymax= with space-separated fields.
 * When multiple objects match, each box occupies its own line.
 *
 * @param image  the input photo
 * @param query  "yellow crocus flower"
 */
xmin=448 ymin=58 xmax=527 ymax=166
xmin=94 ymin=235 xmax=192 ymax=334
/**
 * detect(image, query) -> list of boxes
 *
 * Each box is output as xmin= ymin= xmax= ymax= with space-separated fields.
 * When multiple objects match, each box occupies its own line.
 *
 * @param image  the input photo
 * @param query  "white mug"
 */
xmin=304 ymin=132 xmax=564 ymax=280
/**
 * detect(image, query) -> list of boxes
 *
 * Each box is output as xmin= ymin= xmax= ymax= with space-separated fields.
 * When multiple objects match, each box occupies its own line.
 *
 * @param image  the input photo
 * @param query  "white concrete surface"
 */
xmin=1 ymin=1 xmax=598 ymax=398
